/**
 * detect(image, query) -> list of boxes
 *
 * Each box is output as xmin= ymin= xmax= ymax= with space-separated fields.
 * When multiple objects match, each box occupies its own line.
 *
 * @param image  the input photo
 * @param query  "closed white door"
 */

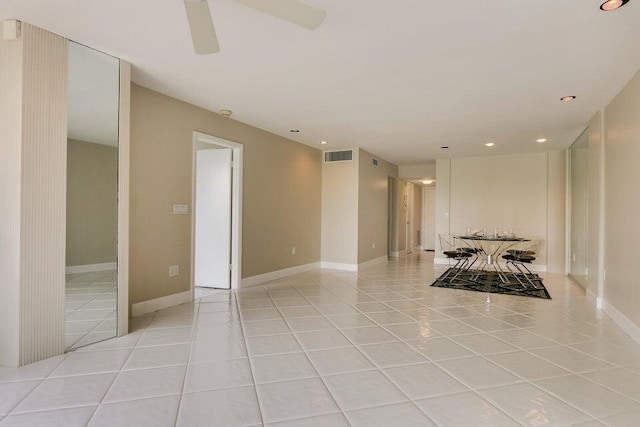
xmin=194 ymin=148 xmax=232 ymax=289
xmin=422 ymin=187 xmax=436 ymax=250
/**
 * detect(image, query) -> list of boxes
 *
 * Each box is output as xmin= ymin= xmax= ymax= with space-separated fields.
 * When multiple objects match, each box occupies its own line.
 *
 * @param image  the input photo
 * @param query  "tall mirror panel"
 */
xmin=569 ymin=130 xmax=589 ymax=288
xmin=65 ymin=41 xmax=120 ymax=350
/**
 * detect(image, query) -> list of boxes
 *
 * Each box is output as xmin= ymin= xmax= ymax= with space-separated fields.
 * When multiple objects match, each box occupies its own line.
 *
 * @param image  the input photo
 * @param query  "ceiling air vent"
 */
xmin=324 ymin=150 xmax=353 ymax=162
xmin=372 ymin=158 xmax=379 ymax=167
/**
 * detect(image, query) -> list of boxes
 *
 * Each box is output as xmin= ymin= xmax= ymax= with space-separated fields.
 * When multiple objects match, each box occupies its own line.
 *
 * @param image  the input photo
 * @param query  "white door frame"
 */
xmin=191 ymin=131 xmax=243 ymax=292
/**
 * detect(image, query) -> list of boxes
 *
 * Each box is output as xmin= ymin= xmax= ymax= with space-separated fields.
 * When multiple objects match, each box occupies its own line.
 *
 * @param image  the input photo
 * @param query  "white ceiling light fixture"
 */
xmin=183 ymin=0 xmax=326 ymax=55
xmin=560 ymin=95 xmax=577 ymax=102
xmin=536 ymin=138 xmax=547 ymax=143
xmin=320 ymin=140 xmax=328 ymax=144
xmin=600 ymin=0 xmax=630 ymax=11
xmin=219 ymin=109 xmax=232 ymax=117
xmin=422 ymin=179 xmax=434 ymax=185
xmin=485 ymin=142 xmax=495 ymax=147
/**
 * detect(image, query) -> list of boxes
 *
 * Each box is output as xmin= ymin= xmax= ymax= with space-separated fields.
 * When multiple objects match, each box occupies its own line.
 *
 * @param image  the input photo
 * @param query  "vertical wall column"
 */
xmin=0 ymin=22 xmax=68 ymax=367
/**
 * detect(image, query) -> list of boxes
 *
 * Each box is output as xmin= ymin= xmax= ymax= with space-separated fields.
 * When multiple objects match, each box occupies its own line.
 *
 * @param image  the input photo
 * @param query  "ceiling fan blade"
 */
xmin=184 ymin=0 xmax=220 ymax=54
xmin=233 ymin=0 xmax=326 ymax=30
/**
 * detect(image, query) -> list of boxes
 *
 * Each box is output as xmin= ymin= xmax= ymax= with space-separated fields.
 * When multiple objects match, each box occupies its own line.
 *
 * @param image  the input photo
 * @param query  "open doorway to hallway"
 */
xmin=191 ymin=132 xmax=243 ymax=294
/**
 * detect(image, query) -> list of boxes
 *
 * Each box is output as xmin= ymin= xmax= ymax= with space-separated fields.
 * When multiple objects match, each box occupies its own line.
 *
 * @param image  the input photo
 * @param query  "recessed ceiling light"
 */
xmin=320 ymin=140 xmax=328 ymax=144
xmin=536 ymin=138 xmax=547 ymax=143
xmin=600 ymin=0 xmax=629 ymax=11
xmin=290 ymin=129 xmax=300 ymax=133
xmin=422 ymin=180 xmax=434 ymax=185
xmin=485 ymin=142 xmax=495 ymax=147
xmin=560 ymin=96 xmax=576 ymax=102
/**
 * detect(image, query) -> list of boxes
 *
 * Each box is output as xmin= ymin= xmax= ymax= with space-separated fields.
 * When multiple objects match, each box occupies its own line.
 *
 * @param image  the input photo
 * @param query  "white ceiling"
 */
xmin=68 ymin=41 xmax=120 ymax=146
xmin=3 ymin=0 xmax=640 ymax=164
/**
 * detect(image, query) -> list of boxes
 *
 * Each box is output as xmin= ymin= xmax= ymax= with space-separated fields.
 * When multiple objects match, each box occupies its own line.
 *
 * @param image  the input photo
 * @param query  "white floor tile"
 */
xmin=264 ymin=412 xmax=349 ymax=427
xmin=307 ymin=347 xmax=375 ymax=376
xmin=190 ymin=338 xmax=247 ymax=362
xmin=437 ymin=356 xmax=523 ymax=389
xmin=407 ymin=336 xmax=475 ymax=361
xmin=345 ymin=402 xmax=437 ymax=427
xmin=13 ymin=373 xmax=116 ymax=414
xmin=359 ymin=342 xmax=427 ymax=367
xmin=323 ymin=370 xmax=407 ymax=411
xmin=252 ymin=353 xmax=317 ymax=384
xmin=137 ymin=327 xmax=193 ymax=347
xmin=341 ymin=326 xmax=398 ymax=345
xmin=177 ymin=386 xmax=262 ymax=427
xmin=246 ymin=334 xmax=302 ymax=357
xmin=0 ymin=380 xmax=41 ymax=416
xmin=417 ymin=391 xmax=519 ymax=426
xmin=103 ymin=365 xmax=186 ymax=402
xmin=50 ymin=349 xmax=131 ymax=377
xmin=296 ymin=330 xmax=352 ymax=350
xmin=256 ymin=378 xmax=338 ymax=423
xmin=90 ymin=395 xmax=180 ymax=427
xmin=0 ymin=406 xmax=97 ymax=427
xmin=123 ymin=344 xmax=190 ymax=370
xmin=383 ymin=363 xmax=468 ymax=399
xmin=479 ymin=382 xmax=592 ymax=425
xmin=534 ymin=375 xmax=640 ymax=418
xmin=184 ymin=359 xmax=253 ymax=392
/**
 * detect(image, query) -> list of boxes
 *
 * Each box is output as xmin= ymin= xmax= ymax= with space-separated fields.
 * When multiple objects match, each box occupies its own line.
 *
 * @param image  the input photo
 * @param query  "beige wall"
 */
xmin=603 ymin=68 xmax=640 ymax=327
xmin=66 ymin=139 xmax=118 ymax=267
xmin=321 ymin=150 xmax=359 ymax=265
xmin=357 ymin=149 xmax=398 ymax=263
xmin=130 ymin=84 xmax=321 ymax=304
xmin=436 ymin=152 xmax=566 ymax=271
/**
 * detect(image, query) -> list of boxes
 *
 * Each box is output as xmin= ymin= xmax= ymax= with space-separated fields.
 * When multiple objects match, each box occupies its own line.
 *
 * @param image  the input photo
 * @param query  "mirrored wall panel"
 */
xmin=570 ymin=129 xmax=589 ymax=288
xmin=65 ymin=41 xmax=120 ymax=350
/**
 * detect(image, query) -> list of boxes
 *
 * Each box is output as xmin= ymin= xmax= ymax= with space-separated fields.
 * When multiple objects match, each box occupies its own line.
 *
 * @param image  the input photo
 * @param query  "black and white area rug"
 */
xmin=431 ymin=268 xmax=552 ymax=300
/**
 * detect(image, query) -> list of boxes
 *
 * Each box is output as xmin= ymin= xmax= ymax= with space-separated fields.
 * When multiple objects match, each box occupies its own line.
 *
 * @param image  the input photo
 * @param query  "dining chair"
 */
xmin=502 ymin=240 xmax=542 ymax=289
xmin=438 ymin=234 xmax=474 ymax=283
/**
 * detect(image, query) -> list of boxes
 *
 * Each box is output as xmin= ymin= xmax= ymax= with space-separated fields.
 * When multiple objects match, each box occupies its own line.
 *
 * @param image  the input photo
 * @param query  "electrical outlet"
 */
xmin=292 ymin=247 xmax=296 ymax=255
xmin=173 ymin=204 xmax=189 ymax=215
xmin=372 ymin=242 xmax=376 ymax=249
xmin=169 ymin=265 xmax=179 ymax=277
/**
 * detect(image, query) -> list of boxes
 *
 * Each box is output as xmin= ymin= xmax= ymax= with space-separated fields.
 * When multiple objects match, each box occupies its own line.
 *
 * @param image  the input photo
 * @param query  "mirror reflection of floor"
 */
xmin=65 ymin=270 xmax=117 ymax=350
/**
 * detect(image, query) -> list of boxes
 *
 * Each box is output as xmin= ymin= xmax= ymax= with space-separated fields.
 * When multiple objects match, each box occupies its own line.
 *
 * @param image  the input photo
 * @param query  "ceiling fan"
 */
xmin=183 ymin=0 xmax=326 ymax=54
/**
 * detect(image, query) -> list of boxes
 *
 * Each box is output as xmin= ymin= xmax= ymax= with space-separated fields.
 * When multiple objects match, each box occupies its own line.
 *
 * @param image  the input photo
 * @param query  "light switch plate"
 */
xmin=173 ymin=204 xmax=189 ymax=215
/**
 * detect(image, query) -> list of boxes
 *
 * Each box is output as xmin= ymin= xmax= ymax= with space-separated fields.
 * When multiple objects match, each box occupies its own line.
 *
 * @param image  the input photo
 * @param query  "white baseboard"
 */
xmin=433 ymin=258 xmax=547 ymax=272
xmin=242 ymin=262 xmax=321 ymax=288
xmin=66 ymin=262 xmax=117 ymax=275
xmin=132 ymin=290 xmax=192 ymax=317
xmin=586 ymin=288 xmax=604 ymax=309
xmin=604 ymin=300 xmax=640 ymax=345
xmin=358 ymin=256 xmax=389 ymax=269
xmin=389 ymin=250 xmax=407 ymax=258
xmin=319 ymin=261 xmax=358 ymax=272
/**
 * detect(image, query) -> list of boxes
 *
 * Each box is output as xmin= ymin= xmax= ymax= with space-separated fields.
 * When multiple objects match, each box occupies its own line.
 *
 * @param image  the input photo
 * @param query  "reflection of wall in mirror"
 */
xmin=66 ymin=138 xmax=118 ymax=267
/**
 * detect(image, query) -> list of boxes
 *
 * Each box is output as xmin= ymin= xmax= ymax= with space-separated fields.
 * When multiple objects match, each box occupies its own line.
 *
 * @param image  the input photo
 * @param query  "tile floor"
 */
xmin=65 ymin=270 xmax=118 ymax=350
xmin=2 ymin=253 xmax=640 ymax=426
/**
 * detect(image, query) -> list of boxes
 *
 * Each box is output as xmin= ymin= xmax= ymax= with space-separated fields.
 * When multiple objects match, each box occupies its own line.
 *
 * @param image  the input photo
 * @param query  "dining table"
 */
xmin=452 ymin=234 xmax=531 ymax=283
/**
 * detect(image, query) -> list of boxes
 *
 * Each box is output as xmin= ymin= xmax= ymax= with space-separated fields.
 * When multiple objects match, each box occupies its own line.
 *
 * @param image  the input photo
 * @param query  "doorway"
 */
xmin=191 ymin=132 xmax=243 ymax=292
